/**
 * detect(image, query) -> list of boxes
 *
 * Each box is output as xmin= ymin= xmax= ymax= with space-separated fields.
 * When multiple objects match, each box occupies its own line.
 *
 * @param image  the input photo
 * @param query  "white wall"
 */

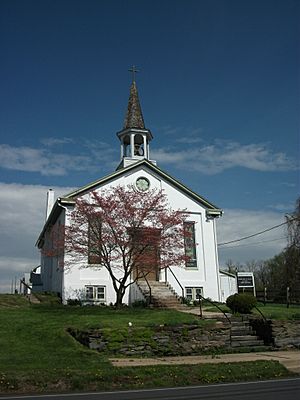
xmin=40 ymin=210 xmax=65 ymax=295
xmin=41 ymin=163 xmax=222 ymax=303
xmin=219 ymin=273 xmax=238 ymax=303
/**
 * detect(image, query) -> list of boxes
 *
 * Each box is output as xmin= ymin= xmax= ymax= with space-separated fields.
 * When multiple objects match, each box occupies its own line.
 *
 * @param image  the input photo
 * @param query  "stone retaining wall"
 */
xmin=68 ymin=319 xmax=300 ymax=356
xmin=272 ymin=320 xmax=300 ymax=349
xmin=69 ymin=322 xmax=231 ymax=356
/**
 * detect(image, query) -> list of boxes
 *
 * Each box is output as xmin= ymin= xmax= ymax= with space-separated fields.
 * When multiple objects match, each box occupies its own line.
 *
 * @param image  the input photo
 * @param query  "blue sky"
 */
xmin=0 ymin=0 xmax=299 ymax=291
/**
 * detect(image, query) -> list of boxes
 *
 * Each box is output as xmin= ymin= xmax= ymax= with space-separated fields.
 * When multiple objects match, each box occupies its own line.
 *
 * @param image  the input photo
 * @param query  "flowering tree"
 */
xmin=46 ymin=185 xmax=190 ymax=306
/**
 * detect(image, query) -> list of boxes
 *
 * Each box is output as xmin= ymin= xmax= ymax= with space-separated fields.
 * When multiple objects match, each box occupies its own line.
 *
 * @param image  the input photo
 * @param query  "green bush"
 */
xmin=67 ymin=299 xmax=82 ymax=306
xmin=131 ymin=300 xmax=148 ymax=308
xmin=34 ymin=292 xmax=62 ymax=304
xmin=226 ymin=293 xmax=257 ymax=314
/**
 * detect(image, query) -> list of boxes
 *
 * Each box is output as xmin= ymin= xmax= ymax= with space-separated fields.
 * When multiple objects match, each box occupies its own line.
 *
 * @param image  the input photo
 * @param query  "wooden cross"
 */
xmin=128 ymin=65 xmax=139 ymax=82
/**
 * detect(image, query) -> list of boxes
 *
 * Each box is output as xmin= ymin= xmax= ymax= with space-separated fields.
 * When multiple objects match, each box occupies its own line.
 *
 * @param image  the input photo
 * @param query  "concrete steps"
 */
xmin=230 ymin=318 xmax=265 ymax=348
xmin=27 ymin=294 xmax=40 ymax=304
xmin=137 ymin=280 xmax=186 ymax=310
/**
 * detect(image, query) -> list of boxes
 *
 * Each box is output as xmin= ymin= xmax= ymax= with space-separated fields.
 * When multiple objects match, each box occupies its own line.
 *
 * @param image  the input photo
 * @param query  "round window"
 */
xmin=136 ymin=177 xmax=150 ymax=192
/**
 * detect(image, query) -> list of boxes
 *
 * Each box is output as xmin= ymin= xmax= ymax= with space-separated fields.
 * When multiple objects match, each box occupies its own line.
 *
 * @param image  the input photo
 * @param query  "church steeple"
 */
xmin=123 ymin=80 xmax=145 ymax=130
xmin=116 ymin=67 xmax=155 ymax=170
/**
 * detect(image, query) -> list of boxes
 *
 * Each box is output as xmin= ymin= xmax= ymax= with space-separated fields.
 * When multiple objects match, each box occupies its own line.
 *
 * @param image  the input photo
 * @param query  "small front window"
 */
xmin=185 ymin=287 xmax=203 ymax=302
xmin=85 ymin=286 xmax=94 ymax=300
xmin=85 ymin=285 xmax=106 ymax=302
xmin=186 ymin=287 xmax=193 ymax=301
xmin=96 ymin=286 xmax=105 ymax=301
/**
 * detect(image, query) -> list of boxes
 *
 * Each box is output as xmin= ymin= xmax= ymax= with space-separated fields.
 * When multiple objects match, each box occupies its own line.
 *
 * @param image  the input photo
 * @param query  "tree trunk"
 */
xmin=115 ymin=286 xmax=125 ymax=307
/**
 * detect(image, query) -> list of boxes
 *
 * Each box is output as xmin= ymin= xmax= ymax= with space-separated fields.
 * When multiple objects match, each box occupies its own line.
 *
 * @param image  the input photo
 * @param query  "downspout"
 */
xmin=213 ymin=217 xmax=222 ymax=302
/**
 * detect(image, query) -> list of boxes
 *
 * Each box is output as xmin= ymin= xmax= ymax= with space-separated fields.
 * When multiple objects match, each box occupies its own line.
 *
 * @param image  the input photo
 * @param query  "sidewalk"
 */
xmin=110 ymin=350 xmax=300 ymax=373
xmin=177 ymin=306 xmax=231 ymax=319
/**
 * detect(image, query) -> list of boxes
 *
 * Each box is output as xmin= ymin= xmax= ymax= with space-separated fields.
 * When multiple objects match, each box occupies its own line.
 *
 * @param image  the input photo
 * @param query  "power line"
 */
xmin=218 ymin=236 xmax=286 ymax=250
xmin=218 ymin=219 xmax=293 ymax=247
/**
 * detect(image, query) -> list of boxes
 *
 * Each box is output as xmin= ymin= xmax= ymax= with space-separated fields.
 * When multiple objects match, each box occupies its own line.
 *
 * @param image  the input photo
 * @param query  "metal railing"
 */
xmin=20 ymin=279 xmax=31 ymax=295
xmin=141 ymin=272 xmax=152 ymax=305
xmin=198 ymin=294 xmax=231 ymax=325
xmin=253 ymin=305 xmax=267 ymax=322
xmin=165 ymin=266 xmax=184 ymax=300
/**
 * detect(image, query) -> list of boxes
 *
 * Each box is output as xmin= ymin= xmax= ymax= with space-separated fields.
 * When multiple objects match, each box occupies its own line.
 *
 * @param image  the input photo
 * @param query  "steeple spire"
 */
xmin=116 ymin=68 xmax=156 ymax=170
xmin=123 ymin=80 xmax=145 ymax=129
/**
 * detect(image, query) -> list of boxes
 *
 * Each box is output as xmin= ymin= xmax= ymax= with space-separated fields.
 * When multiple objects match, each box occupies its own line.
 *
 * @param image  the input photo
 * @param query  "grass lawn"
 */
xmin=0 ymin=295 xmax=295 ymax=394
xmin=203 ymin=302 xmax=300 ymax=320
xmin=254 ymin=303 xmax=300 ymax=320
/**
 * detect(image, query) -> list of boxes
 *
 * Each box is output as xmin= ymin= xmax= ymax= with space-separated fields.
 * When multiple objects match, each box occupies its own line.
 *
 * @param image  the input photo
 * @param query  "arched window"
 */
xmin=134 ymin=134 xmax=145 ymax=156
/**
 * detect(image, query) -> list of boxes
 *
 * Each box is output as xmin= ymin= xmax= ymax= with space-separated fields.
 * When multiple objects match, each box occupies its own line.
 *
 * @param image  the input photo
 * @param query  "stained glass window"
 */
xmin=184 ymin=222 xmax=197 ymax=268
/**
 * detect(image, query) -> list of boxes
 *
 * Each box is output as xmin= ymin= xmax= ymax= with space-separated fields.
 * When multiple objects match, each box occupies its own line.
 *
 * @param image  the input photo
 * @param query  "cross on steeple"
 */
xmin=128 ymin=65 xmax=139 ymax=82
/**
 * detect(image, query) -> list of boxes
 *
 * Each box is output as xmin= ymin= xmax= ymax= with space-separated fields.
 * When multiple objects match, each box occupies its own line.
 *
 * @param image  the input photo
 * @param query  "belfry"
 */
xmin=117 ymin=67 xmax=155 ymax=169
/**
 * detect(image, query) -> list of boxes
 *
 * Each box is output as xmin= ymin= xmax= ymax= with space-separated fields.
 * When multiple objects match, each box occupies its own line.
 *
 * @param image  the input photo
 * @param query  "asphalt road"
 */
xmin=0 ymin=378 xmax=299 ymax=400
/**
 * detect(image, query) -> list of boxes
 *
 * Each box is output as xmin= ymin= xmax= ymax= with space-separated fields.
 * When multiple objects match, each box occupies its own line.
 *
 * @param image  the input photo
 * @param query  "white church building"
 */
xmin=36 ymin=77 xmax=237 ymax=305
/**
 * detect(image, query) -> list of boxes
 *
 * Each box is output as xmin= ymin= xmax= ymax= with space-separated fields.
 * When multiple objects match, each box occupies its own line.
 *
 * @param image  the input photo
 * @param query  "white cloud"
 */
xmin=1 ymin=137 xmax=296 ymax=177
xmin=279 ymin=182 xmax=297 ymax=188
xmin=216 ymin=209 xmax=287 ymax=266
xmin=40 ymin=137 xmax=74 ymax=146
xmin=0 ymin=144 xmax=88 ymax=175
xmin=0 ymin=141 xmax=118 ymax=176
xmin=159 ymin=126 xmax=182 ymax=136
xmin=152 ymin=141 xmax=297 ymax=174
xmin=267 ymin=202 xmax=295 ymax=212
xmin=0 ymin=182 xmax=74 ymax=293
xmin=176 ymin=136 xmax=204 ymax=144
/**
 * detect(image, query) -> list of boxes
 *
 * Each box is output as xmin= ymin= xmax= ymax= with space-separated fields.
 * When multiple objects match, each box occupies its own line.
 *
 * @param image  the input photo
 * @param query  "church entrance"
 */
xmin=130 ymin=227 xmax=160 ymax=282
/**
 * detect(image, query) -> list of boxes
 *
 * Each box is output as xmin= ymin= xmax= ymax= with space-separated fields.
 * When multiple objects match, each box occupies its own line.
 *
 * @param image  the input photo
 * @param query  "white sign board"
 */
xmin=237 ymin=272 xmax=256 ymax=296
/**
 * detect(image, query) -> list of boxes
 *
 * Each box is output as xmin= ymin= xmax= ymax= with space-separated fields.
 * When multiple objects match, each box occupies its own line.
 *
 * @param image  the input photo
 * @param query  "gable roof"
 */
xmin=36 ymin=160 xmax=222 ymax=248
xmin=64 ymin=159 xmax=222 ymax=212
xmin=220 ymin=270 xmax=236 ymax=278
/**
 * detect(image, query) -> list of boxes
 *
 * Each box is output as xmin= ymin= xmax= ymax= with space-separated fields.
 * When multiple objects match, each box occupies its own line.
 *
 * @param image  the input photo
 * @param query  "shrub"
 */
xmin=34 ymin=292 xmax=62 ymax=304
xmin=131 ymin=300 xmax=148 ymax=308
xmin=67 ymin=299 xmax=82 ymax=306
xmin=249 ymin=318 xmax=274 ymax=345
xmin=226 ymin=293 xmax=257 ymax=314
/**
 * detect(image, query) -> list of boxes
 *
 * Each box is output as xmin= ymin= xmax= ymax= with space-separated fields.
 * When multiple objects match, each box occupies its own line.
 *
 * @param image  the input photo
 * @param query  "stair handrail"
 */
xmin=199 ymin=294 xmax=231 ymax=325
xmin=20 ymin=279 xmax=39 ymax=304
xmin=166 ymin=266 xmax=184 ymax=300
xmin=141 ymin=273 xmax=152 ymax=305
xmin=134 ymin=280 xmax=146 ymax=301
xmin=253 ymin=305 xmax=267 ymax=322
xmin=20 ymin=279 xmax=32 ymax=294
